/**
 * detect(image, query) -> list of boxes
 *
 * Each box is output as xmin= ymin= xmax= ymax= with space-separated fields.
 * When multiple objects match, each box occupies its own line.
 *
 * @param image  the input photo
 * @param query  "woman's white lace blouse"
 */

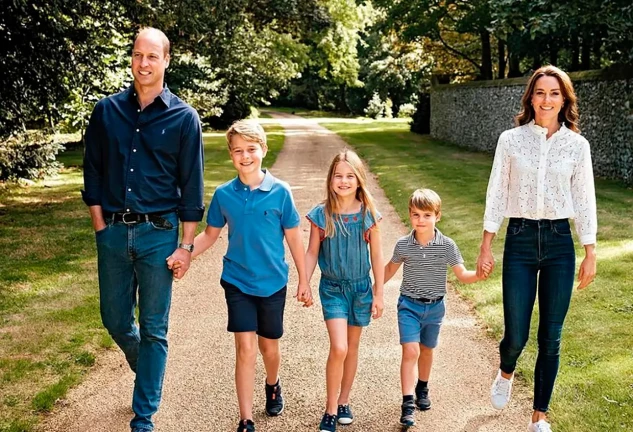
xmin=483 ymin=121 xmax=597 ymax=245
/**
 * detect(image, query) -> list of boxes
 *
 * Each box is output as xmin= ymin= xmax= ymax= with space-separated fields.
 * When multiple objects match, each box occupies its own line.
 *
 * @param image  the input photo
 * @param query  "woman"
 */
xmin=476 ymin=65 xmax=597 ymax=432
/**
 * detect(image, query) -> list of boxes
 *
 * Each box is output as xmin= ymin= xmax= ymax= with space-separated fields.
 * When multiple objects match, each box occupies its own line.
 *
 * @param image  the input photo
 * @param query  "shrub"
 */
xmin=0 ymin=131 xmax=64 ymax=181
xmin=398 ymin=103 xmax=416 ymax=118
xmin=364 ymin=93 xmax=393 ymax=119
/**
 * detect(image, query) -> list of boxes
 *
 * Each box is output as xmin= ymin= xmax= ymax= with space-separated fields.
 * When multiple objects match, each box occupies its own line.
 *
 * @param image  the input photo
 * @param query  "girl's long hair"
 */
xmin=323 ymin=150 xmax=379 ymax=238
xmin=515 ymin=65 xmax=580 ymax=133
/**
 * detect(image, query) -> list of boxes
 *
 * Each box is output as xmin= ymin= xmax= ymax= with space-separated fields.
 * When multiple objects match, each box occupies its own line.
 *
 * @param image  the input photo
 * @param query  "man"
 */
xmin=82 ymin=27 xmax=204 ymax=432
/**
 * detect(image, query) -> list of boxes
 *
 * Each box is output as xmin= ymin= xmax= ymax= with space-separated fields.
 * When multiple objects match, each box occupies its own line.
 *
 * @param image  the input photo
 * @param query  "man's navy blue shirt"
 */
xmin=82 ymin=86 xmax=204 ymax=221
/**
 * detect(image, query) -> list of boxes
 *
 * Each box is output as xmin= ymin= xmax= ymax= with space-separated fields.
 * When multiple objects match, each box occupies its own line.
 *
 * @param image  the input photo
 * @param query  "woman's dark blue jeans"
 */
xmin=500 ymin=218 xmax=576 ymax=413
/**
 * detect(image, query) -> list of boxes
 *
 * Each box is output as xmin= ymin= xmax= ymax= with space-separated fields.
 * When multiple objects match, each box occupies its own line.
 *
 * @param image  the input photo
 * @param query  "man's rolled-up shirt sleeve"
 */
xmin=81 ymin=102 xmax=105 ymax=207
xmin=177 ymin=110 xmax=205 ymax=221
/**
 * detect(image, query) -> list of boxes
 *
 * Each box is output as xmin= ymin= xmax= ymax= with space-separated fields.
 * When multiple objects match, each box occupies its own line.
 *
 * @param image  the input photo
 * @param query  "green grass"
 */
xmin=264 ymin=106 xmax=356 ymax=118
xmin=0 ymin=124 xmax=284 ymax=431
xmin=318 ymin=119 xmax=633 ymax=432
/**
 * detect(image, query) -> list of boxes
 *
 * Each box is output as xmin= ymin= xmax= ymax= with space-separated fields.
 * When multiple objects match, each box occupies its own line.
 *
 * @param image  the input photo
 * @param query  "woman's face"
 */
xmin=531 ymin=76 xmax=565 ymax=124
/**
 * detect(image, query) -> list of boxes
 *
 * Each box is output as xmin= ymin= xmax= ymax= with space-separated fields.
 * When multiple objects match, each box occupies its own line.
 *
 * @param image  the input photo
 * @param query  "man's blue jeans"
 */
xmin=500 ymin=218 xmax=575 ymax=413
xmin=95 ymin=212 xmax=179 ymax=431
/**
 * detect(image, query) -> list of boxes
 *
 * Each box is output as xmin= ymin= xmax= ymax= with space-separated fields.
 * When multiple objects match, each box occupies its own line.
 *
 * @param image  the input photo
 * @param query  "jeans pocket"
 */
xmin=95 ymin=225 xmax=110 ymax=238
xmin=506 ymin=223 xmax=523 ymax=237
xmin=552 ymin=224 xmax=572 ymax=237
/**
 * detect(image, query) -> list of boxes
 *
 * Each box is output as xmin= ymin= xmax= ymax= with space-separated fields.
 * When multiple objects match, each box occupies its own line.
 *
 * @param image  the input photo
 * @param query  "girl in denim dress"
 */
xmin=306 ymin=149 xmax=385 ymax=432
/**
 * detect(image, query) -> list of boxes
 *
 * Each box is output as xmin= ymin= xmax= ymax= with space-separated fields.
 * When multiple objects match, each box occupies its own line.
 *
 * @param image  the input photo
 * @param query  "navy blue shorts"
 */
xmin=221 ymin=279 xmax=287 ymax=339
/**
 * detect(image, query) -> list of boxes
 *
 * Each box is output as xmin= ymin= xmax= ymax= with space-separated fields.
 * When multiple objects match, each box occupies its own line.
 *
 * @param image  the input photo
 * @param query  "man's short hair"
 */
xmin=134 ymin=27 xmax=170 ymax=57
xmin=409 ymin=188 xmax=442 ymax=215
xmin=226 ymin=120 xmax=267 ymax=149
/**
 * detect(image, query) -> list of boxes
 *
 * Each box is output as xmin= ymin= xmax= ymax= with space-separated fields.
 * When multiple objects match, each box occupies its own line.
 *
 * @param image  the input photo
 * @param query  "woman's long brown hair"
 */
xmin=515 ymin=65 xmax=580 ymax=133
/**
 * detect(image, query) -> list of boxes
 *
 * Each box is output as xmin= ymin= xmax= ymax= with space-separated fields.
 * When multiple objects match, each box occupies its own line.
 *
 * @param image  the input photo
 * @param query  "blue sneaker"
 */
xmin=399 ymin=399 xmax=416 ymax=427
xmin=319 ymin=412 xmax=337 ymax=432
xmin=337 ymin=404 xmax=354 ymax=425
xmin=265 ymin=379 xmax=285 ymax=416
xmin=415 ymin=387 xmax=431 ymax=411
xmin=236 ymin=419 xmax=255 ymax=432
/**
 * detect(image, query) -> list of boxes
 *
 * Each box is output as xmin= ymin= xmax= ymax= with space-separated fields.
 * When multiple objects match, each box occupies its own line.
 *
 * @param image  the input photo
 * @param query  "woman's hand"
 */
xmin=577 ymin=245 xmax=597 ymax=290
xmin=477 ymin=247 xmax=495 ymax=279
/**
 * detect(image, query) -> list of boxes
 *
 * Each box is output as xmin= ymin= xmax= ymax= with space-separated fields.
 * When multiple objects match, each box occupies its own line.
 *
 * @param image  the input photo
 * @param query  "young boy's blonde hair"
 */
xmin=226 ymin=120 xmax=267 ymax=149
xmin=409 ymin=188 xmax=442 ymax=215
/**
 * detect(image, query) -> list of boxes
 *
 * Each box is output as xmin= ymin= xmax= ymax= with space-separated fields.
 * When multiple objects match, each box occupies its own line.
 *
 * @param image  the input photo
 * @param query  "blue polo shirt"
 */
xmin=207 ymin=170 xmax=300 ymax=297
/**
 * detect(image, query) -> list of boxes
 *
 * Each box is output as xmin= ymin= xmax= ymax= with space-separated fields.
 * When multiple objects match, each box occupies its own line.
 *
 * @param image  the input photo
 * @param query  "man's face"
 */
xmin=131 ymin=31 xmax=169 ymax=90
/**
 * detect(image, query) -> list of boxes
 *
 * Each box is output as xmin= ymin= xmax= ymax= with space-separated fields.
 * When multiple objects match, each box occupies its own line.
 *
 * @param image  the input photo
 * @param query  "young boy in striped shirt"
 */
xmin=383 ymin=188 xmax=490 ymax=428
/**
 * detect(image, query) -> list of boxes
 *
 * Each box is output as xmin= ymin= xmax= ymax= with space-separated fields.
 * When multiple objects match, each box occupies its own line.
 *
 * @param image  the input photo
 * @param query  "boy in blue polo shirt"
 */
xmin=170 ymin=120 xmax=312 ymax=432
xmin=383 ymin=188 xmax=490 ymax=428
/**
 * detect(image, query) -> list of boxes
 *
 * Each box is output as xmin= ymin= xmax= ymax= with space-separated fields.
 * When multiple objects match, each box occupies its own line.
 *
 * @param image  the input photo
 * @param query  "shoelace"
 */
xmin=533 ymin=421 xmax=552 ymax=432
xmin=401 ymin=401 xmax=415 ymax=419
xmin=494 ymin=378 xmax=511 ymax=396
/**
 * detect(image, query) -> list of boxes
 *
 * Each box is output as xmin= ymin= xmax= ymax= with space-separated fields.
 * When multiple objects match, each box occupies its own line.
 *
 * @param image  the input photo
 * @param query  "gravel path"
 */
xmin=39 ymin=113 xmax=529 ymax=432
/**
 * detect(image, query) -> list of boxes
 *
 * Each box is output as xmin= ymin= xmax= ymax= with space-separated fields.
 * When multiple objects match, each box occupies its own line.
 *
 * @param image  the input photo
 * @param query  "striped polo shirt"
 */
xmin=390 ymin=228 xmax=464 ymax=299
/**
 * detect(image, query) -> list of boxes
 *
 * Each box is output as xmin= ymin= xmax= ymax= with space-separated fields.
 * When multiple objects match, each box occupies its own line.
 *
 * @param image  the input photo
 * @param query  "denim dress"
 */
xmin=306 ymin=203 xmax=381 ymax=327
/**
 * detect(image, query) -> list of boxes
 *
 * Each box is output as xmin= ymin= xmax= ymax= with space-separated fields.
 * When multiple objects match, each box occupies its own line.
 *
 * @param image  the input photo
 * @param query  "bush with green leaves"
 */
xmin=0 ymin=132 xmax=63 ymax=181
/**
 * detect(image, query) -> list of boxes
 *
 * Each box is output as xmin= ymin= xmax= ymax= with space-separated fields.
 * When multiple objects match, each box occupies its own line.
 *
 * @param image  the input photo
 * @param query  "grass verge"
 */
xmin=317 ymin=119 xmax=633 ymax=432
xmin=0 ymin=124 xmax=284 ymax=432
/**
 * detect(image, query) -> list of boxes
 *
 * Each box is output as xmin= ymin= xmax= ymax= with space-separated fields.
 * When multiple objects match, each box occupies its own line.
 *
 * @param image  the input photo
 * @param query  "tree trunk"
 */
xmin=532 ymin=53 xmax=541 ymax=71
xmin=570 ymin=32 xmax=580 ymax=71
xmin=581 ymin=28 xmax=591 ymax=70
xmin=592 ymin=32 xmax=602 ymax=69
xmin=549 ymin=41 xmax=558 ymax=65
xmin=480 ymin=30 xmax=493 ymax=80
xmin=508 ymin=50 xmax=521 ymax=77
xmin=497 ymin=39 xmax=506 ymax=79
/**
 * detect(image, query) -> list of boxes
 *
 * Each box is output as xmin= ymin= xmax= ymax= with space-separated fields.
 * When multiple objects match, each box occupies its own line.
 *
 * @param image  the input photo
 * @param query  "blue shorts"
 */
xmin=221 ymin=279 xmax=286 ymax=339
xmin=397 ymin=295 xmax=446 ymax=348
xmin=319 ymin=276 xmax=373 ymax=327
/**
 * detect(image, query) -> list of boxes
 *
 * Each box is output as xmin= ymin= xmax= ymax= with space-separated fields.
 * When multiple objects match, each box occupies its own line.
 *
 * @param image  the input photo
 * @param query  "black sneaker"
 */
xmin=400 ymin=400 xmax=416 ymax=428
xmin=236 ymin=419 xmax=255 ymax=432
xmin=415 ymin=387 xmax=431 ymax=411
xmin=265 ymin=379 xmax=285 ymax=416
xmin=337 ymin=404 xmax=354 ymax=425
xmin=319 ymin=412 xmax=337 ymax=432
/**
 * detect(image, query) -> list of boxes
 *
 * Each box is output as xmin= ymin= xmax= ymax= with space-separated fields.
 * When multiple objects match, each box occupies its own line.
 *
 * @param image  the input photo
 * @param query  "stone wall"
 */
xmin=430 ymin=68 xmax=633 ymax=184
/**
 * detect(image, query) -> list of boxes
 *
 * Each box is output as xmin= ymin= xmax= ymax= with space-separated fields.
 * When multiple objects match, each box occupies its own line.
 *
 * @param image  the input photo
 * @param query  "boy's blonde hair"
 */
xmin=226 ymin=120 xmax=267 ymax=149
xmin=323 ymin=149 xmax=379 ymax=238
xmin=409 ymin=188 xmax=442 ymax=215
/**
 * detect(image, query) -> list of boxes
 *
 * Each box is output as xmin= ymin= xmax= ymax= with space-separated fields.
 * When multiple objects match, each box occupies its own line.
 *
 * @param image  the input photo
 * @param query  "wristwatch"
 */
xmin=178 ymin=243 xmax=194 ymax=253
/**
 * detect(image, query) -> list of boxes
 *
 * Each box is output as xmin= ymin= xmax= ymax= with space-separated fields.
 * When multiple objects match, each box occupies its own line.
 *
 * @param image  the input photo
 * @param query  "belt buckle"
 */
xmin=121 ymin=212 xmax=137 ymax=225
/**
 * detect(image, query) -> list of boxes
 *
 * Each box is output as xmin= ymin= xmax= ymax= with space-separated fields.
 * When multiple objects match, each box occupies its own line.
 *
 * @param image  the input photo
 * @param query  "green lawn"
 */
xmin=316 ymin=119 xmax=633 ymax=432
xmin=0 ymin=125 xmax=284 ymax=432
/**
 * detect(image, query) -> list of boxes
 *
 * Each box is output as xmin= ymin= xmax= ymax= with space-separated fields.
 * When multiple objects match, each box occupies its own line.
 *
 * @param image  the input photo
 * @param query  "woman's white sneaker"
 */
xmin=527 ymin=419 xmax=552 ymax=432
xmin=490 ymin=369 xmax=513 ymax=410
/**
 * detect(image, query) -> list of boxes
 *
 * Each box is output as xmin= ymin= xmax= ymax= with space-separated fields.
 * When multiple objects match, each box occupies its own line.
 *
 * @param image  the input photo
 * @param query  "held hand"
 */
xmin=166 ymin=248 xmax=192 ymax=280
xmin=479 ymin=262 xmax=493 ymax=280
xmin=476 ymin=248 xmax=495 ymax=279
xmin=371 ymin=295 xmax=384 ymax=319
xmin=576 ymin=254 xmax=597 ymax=290
xmin=294 ymin=283 xmax=314 ymax=307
